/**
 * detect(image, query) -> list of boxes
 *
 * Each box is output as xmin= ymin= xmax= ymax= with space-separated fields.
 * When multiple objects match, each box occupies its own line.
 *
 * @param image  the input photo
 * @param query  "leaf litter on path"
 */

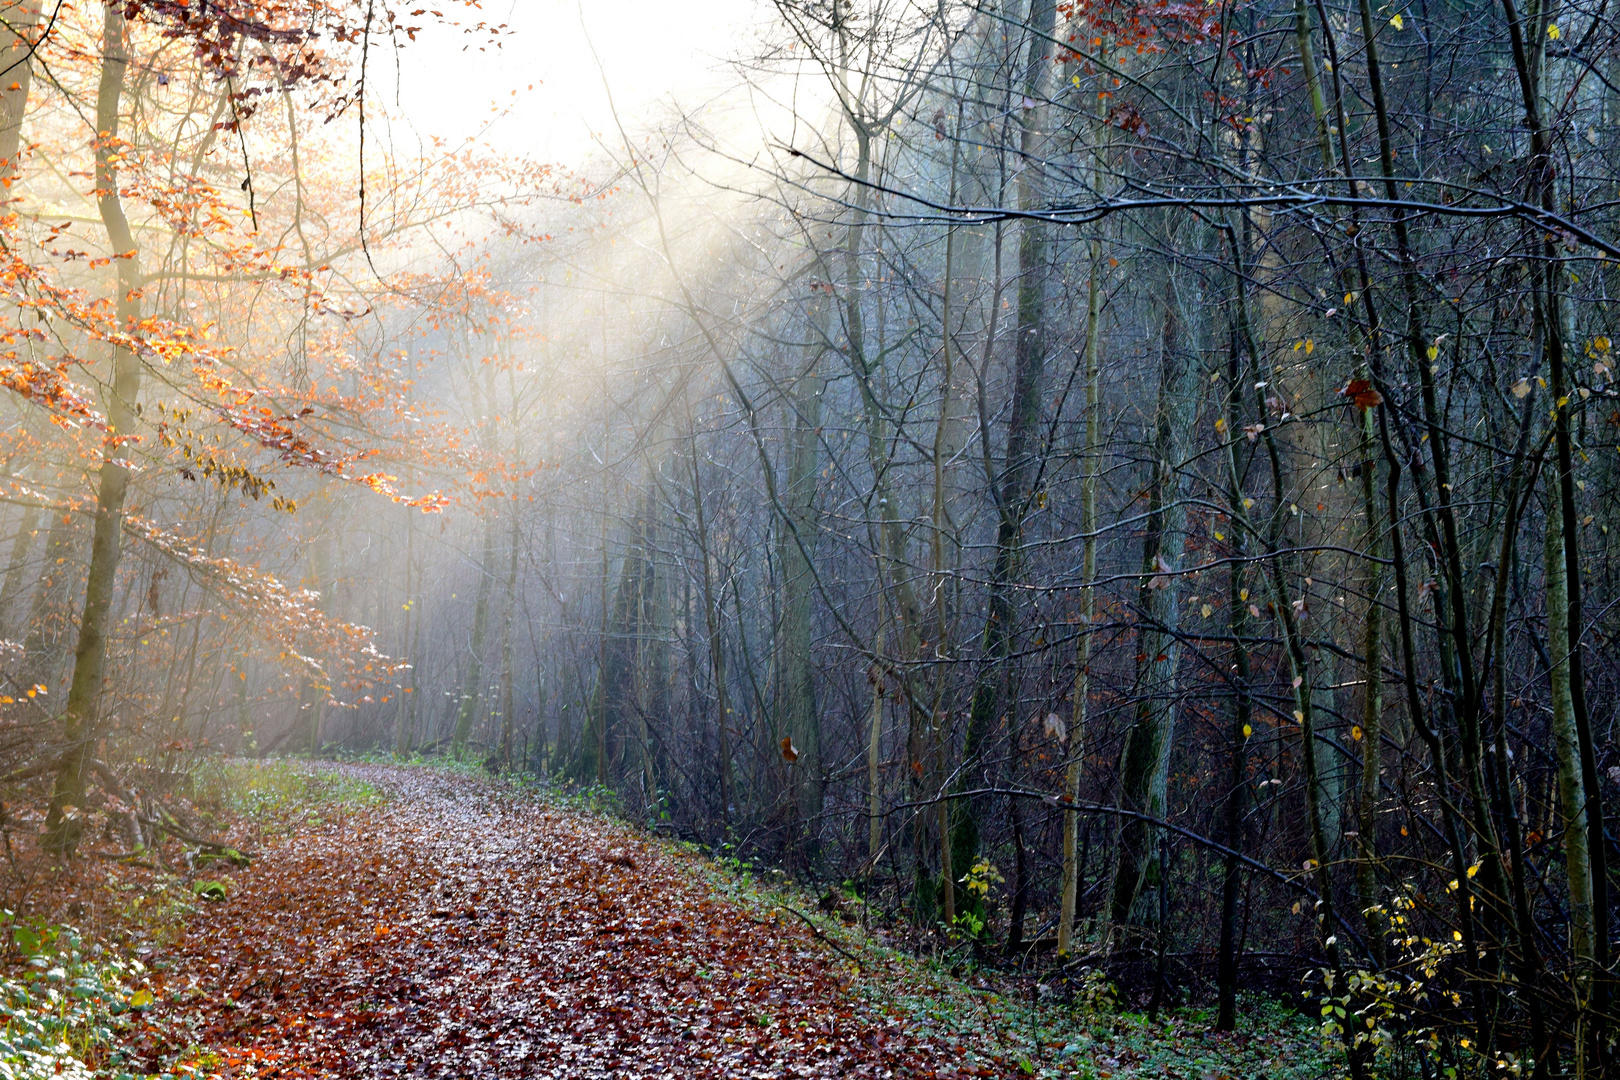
xmin=138 ymin=765 xmax=991 ymax=1078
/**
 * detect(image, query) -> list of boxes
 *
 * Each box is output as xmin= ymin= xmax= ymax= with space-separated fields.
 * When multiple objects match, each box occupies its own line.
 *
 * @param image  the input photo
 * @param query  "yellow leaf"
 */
xmin=1293 ymin=710 xmax=1305 ymax=723
xmin=1242 ymin=723 xmax=1253 ymax=738
xmin=1304 ymin=338 xmax=1315 ymax=355
xmin=1239 ymin=588 xmax=1249 ymax=601
xmin=1426 ymin=345 xmax=1438 ymax=361
xmin=1214 ymin=416 xmax=1227 ymax=433
xmin=129 ymin=989 xmax=154 ymax=1009
xmin=1351 ymin=725 xmax=1364 ymax=741
xmin=1213 ymin=531 xmax=1224 ymax=541
xmin=1201 ymin=603 xmax=1213 ymax=618
xmin=1390 ymin=11 xmax=1404 ymax=28
xmin=1548 ymin=22 xmax=1560 ymax=37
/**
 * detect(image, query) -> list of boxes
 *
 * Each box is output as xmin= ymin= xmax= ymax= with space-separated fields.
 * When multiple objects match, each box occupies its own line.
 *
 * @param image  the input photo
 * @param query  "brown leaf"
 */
xmin=1341 ymin=378 xmax=1384 ymax=410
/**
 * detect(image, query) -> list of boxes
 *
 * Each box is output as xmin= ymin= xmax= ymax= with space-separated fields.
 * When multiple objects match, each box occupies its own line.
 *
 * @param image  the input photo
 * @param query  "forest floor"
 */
xmin=49 ymin=763 xmax=1335 ymax=1079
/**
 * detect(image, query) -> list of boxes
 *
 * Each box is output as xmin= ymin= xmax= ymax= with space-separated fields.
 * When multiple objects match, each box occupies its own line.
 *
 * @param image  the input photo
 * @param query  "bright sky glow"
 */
xmin=387 ymin=0 xmax=763 ymax=164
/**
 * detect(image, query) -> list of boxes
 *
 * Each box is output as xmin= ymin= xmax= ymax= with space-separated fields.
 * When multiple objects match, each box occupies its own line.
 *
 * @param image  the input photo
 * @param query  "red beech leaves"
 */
xmin=1341 ymin=379 xmax=1385 ymax=410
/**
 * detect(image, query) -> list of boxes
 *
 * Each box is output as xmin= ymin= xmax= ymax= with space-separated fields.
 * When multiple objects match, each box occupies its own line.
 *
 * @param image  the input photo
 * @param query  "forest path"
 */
xmin=149 ymin=765 xmax=973 ymax=1079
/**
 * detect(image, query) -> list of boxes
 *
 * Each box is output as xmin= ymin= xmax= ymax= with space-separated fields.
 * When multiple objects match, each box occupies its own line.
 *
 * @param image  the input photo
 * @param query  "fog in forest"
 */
xmin=0 ymin=0 xmax=1618 ymax=1072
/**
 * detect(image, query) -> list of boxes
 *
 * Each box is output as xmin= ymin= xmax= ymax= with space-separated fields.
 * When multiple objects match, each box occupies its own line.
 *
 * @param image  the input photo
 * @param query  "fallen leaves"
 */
xmin=139 ymin=767 xmax=983 ymax=1078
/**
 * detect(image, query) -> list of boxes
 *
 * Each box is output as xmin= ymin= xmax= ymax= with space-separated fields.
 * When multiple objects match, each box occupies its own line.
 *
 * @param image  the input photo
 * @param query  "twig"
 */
xmin=780 ymin=903 xmax=864 ymax=972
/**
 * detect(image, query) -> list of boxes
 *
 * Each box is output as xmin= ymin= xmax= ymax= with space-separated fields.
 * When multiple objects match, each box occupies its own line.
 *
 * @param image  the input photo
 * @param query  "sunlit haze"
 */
xmin=389 ymin=0 xmax=763 ymax=162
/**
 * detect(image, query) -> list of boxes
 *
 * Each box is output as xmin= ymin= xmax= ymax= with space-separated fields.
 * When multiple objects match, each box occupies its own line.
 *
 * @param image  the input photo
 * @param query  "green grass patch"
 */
xmin=194 ymin=759 xmax=387 ymax=830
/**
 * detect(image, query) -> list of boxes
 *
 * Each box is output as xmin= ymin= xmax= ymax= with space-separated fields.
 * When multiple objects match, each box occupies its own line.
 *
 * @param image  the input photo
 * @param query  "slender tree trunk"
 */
xmin=46 ymin=1 xmax=140 ymax=851
xmin=0 ymin=0 xmax=39 ymax=175
xmin=497 ymin=513 xmax=520 ymax=769
xmin=452 ymin=516 xmax=497 ymax=757
xmin=596 ymin=510 xmax=609 ymax=785
xmin=0 ymin=502 xmax=39 ymax=634
xmin=1498 ymin=0 xmax=1611 ymax=1055
xmin=394 ymin=515 xmax=414 ymax=756
xmin=1354 ymin=403 xmax=1387 ymax=966
xmin=1290 ymin=0 xmax=1389 ymax=966
xmin=776 ymin=347 xmax=823 ymax=848
xmin=961 ymin=0 xmax=1057 ymax=943
xmin=298 ymin=530 xmax=332 ymax=755
xmin=1215 ymin=341 xmax=1254 ymax=1031
xmin=832 ymin=125 xmax=929 ymax=908
xmin=929 ymin=129 xmax=962 ymax=929
xmin=20 ymin=507 xmax=78 ymax=688
xmin=868 ymin=599 xmax=886 ymax=866
xmin=1058 ymin=239 xmax=1102 ymax=958
xmin=1546 ymin=474 xmax=1595 ymax=1060
xmin=688 ymin=425 xmax=733 ymax=828
xmin=1108 ymin=283 xmax=1194 ymax=935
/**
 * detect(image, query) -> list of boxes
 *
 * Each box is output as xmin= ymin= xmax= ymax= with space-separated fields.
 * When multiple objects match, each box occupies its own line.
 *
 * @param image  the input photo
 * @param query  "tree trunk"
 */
xmin=688 ymin=425 xmax=734 ymax=827
xmin=394 ymin=514 xmax=415 ymax=756
xmin=452 ymin=516 xmax=497 ymax=757
xmin=46 ymin=1 xmax=140 ymax=852
xmin=0 ymin=1 xmax=39 ymax=175
xmin=960 ymin=0 xmax=1057 ymax=937
xmin=1058 ymin=238 xmax=1102 ymax=958
xmin=20 ymin=507 xmax=79 ymax=688
xmin=1215 ymin=340 xmax=1254 ymax=1031
xmin=1546 ymin=470 xmax=1595 ymax=1055
xmin=1354 ymin=404 xmax=1387 ymax=965
xmin=1107 ymin=284 xmax=1194 ymax=936
xmin=776 ymin=349 xmax=823 ymax=848
xmin=0 ymin=502 xmax=39 ymax=634
xmin=497 ymin=512 xmax=520 ymax=769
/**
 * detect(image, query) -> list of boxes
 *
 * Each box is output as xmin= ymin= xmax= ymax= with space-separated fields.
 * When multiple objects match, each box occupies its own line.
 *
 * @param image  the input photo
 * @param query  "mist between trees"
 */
xmin=0 ymin=0 xmax=1614 ymax=1074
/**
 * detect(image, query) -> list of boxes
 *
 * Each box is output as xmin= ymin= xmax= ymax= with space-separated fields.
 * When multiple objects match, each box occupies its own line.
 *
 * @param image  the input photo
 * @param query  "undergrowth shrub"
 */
xmin=0 ymin=920 xmax=168 ymax=1080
